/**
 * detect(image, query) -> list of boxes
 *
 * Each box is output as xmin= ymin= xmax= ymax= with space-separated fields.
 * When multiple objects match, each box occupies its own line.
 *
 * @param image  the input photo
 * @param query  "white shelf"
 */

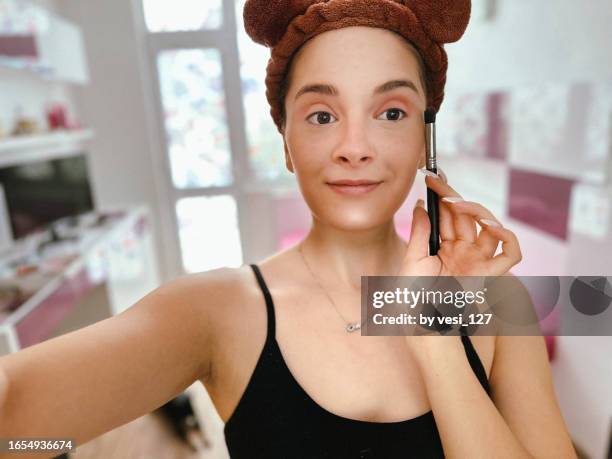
xmin=0 ymin=129 xmax=94 ymax=167
xmin=0 ymin=2 xmax=89 ymax=84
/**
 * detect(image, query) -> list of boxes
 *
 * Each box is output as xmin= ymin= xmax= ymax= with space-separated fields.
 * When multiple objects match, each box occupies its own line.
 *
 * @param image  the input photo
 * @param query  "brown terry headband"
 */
xmin=243 ymin=0 xmax=472 ymax=134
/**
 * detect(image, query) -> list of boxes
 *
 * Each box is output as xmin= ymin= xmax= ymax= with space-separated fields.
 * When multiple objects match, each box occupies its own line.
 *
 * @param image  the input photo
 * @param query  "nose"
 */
xmin=331 ymin=118 xmax=376 ymax=167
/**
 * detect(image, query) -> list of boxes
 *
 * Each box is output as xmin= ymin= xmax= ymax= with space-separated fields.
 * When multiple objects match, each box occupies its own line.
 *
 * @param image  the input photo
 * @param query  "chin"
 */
xmin=322 ymin=208 xmax=391 ymax=231
xmin=302 ymin=183 xmax=410 ymax=230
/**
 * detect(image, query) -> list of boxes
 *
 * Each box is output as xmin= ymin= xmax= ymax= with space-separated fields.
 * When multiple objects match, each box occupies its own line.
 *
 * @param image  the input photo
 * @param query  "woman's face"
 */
xmin=283 ymin=26 xmax=427 ymax=231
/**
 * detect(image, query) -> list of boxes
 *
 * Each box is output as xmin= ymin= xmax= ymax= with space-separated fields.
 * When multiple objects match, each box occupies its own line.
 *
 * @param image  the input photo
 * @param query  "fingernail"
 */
xmin=418 ymin=168 xmax=440 ymax=179
xmin=441 ymin=196 xmax=464 ymax=203
xmin=479 ymin=218 xmax=502 ymax=228
xmin=437 ymin=167 xmax=447 ymax=183
xmin=415 ymin=198 xmax=425 ymax=209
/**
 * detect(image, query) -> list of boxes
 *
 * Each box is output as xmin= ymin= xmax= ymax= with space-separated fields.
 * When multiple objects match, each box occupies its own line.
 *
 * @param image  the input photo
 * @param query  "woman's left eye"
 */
xmin=378 ymin=108 xmax=407 ymax=121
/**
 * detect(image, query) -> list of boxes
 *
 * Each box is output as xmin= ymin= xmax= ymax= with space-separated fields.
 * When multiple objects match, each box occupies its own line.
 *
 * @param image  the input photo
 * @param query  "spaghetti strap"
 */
xmin=248 ymin=263 xmax=276 ymax=338
xmin=225 ymin=265 xmax=491 ymax=458
xmin=246 ymin=263 xmax=489 ymax=393
xmin=460 ymin=331 xmax=491 ymax=395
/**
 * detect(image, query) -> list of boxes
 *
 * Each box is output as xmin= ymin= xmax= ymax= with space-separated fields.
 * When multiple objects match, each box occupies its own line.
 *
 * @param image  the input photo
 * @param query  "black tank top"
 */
xmin=223 ymin=264 xmax=491 ymax=458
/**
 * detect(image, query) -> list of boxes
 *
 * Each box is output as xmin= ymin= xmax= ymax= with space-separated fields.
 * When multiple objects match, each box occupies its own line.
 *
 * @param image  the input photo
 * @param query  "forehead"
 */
xmin=288 ymin=27 xmax=423 ymax=91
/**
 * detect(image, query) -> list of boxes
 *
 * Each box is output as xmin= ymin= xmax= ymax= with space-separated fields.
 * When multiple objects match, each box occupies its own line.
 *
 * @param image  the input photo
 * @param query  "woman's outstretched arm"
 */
xmin=0 ymin=267 xmax=232 ymax=450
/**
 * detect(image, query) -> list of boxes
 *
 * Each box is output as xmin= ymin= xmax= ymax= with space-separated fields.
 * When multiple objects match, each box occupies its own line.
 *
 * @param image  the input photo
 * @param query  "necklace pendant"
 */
xmin=346 ymin=322 xmax=361 ymax=333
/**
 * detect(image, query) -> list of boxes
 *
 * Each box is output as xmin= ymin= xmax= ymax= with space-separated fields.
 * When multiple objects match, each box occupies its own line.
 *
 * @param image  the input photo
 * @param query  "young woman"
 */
xmin=1 ymin=1 xmax=577 ymax=458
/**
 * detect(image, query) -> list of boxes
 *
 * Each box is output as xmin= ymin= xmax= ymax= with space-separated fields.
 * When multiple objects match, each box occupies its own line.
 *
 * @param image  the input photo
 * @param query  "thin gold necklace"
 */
xmin=297 ymin=241 xmax=406 ymax=333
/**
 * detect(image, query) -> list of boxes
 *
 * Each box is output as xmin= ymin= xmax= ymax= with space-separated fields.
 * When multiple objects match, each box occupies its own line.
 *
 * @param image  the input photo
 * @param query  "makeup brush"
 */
xmin=424 ymin=107 xmax=440 ymax=256
xmin=424 ymin=108 xmax=453 ymax=334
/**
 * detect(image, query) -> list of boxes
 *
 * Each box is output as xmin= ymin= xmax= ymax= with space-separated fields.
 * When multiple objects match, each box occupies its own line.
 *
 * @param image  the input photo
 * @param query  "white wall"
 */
xmin=56 ymin=0 xmax=173 ymax=281
xmin=444 ymin=2 xmax=612 ymax=457
xmin=446 ymin=0 xmax=612 ymax=94
xmin=552 ymin=336 xmax=612 ymax=459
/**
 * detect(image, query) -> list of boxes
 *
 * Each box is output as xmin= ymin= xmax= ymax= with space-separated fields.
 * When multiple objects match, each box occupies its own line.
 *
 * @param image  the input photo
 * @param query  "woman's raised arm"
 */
xmin=0 ymin=266 xmax=233 ymax=449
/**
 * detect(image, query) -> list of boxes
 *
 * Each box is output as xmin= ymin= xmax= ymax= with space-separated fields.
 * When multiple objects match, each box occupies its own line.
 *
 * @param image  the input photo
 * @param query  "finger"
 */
xmin=440 ymin=200 xmax=502 ymax=257
xmin=422 ymin=171 xmax=477 ymax=243
xmin=438 ymin=199 xmax=455 ymax=241
xmin=476 ymin=220 xmax=501 ymax=258
xmin=422 ymin=168 xmax=453 ymax=240
xmin=437 ymin=167 xmax=448 ymax=184
xmin=480 ymin=223 xmax=523 ymax=275
xmin=450 ymin=202 xmax=478 ymax=243
xmin=405 ymin=199 xmax=430 ymax=261
xmin=418 ymin=166 xmax=447 ymax=182
xmin=424 ymin=175 xmax=478 ymax=243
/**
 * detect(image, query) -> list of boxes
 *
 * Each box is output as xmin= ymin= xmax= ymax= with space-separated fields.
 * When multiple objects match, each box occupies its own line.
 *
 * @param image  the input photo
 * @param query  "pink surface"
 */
xmin=279 ymin=230 xmax=307 ymax=250
xmin=0 ymin=35 xmax=38 ymax=57
xmin=486 ymin=92 xmax=508 ymax=161
xmin=508 ymin=168 xmax=574 ymax=241
xmin=15 ymin=268 xmax=99 ymax=348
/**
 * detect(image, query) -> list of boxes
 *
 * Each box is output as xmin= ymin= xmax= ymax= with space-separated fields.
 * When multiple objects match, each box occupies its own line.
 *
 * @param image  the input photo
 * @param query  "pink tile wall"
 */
xmin=508 ymin=168 xmax=574 ymax=241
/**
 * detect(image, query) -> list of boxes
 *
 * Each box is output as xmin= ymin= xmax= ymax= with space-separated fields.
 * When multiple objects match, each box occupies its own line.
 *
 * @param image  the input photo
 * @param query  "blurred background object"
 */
xmin=0 ymin=0 xmax=611 ymax=458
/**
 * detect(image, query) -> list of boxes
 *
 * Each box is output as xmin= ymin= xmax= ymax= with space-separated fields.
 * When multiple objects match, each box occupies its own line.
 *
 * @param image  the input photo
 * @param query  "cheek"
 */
xmin=286 ymin=136 xmax=327 ymax=180
xmin=379 ymin=130 xmax=424 ymax=169
xmin=287 ymin=121 xmax=424 ymax=172
xmin=378 ymin=132 xmax=423 ymax=199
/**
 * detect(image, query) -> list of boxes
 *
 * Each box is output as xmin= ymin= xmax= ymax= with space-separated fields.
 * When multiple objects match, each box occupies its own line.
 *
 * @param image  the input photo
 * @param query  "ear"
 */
xmin=283 ymin=139 xmax=294 ymax=173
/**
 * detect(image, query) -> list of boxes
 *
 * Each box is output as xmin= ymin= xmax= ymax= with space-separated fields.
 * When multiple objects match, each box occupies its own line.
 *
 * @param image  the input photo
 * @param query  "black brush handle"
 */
xmin=426 ymin=167 xmax=440 ymax=256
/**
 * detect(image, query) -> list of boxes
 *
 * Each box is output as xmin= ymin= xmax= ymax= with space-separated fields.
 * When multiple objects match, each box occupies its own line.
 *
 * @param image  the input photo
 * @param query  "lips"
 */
xmin=326 ymin=179 xmax=382 ymax=195
xmin=327 ymin=179 xmax=382 ymax=186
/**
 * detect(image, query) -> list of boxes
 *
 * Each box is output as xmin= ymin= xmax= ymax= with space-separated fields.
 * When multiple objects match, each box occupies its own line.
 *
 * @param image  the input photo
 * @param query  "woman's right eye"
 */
xmin=306 ymin=111 xmax=337 ymax=125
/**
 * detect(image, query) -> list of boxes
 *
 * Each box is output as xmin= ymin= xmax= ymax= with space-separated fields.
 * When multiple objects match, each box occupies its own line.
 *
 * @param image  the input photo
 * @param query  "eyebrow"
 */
xmin=294 ymin=79 xmax=420 ymax=101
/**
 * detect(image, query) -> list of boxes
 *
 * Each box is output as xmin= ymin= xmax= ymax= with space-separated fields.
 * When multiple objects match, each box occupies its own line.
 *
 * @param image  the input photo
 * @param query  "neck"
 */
xmin=299 ymin=218 xmax=408 ymax=292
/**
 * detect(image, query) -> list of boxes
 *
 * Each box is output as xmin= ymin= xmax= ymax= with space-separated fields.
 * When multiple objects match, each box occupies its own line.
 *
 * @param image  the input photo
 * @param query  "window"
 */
xmin=176 ymin=195 xmax=242 ymax=272
xmin=142 ymin=0 xmax=223 ymax=32
xmin=157 ymin=48 xmax=233 ymax=188
xmin=234 ymin=0 xmax=290 ymax=181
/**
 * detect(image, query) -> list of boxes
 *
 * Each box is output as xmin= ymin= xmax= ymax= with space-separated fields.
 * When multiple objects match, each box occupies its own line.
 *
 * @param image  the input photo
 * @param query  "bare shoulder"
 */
xmin=200 ymin=250 xmax=312 ymax=418
xmin=160 ymin=264 xmax=258 ymax=372
xmin=161 ymin=265 xmax=250 ymax=311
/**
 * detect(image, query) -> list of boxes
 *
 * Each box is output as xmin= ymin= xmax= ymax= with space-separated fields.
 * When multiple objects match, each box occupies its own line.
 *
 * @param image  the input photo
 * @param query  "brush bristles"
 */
xmin=424 ymin=107 xmax=436 ymax=124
